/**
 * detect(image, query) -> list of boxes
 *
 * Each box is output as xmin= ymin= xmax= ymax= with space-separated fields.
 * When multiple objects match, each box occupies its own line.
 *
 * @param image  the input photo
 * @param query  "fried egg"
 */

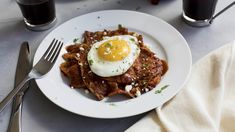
xmin=87 ymin=35 xmax=140 ymax=77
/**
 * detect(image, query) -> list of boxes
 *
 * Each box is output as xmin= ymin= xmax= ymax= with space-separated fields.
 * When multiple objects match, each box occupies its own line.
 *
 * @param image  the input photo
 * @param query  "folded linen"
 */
xmin=126 ymin=40 xmax=235 ymax=132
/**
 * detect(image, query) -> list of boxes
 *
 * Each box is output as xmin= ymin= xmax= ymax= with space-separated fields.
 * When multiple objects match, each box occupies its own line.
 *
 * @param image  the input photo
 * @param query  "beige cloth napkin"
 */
xmin=126 ymin=40 xmax=235 ymax=132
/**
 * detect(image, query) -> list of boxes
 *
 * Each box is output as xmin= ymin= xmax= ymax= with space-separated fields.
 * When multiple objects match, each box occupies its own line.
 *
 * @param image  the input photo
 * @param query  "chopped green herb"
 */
xmin=122 ymin=69 xmax=125 ymax=72
xmin=110 ymin=103 xmax=116 ymax=106
xmin=130 ymin=38 xmax=135 ymax=42
xmin=88 ymin=59 xmax=94 ymax=66
xmin=104 ymin=51 xmax=110 ymax=54
xmin=118 ymin=24 xmax=123 ymax=29
xmin=161 ymin=85 xmax=169 ymax=90
xmin=116 ymin=69 xmax=119 ymax=72
xmin=105 ymin=42 xmax=112 ymax=48
xmin=73 ymin=38 xmax=79 ymax=43
xmin=143 ymin=63 xmax=148 ymax=68
xmin=155 ymin=90 xmax=161 ymax=94
xmin=143 ymin=80 xmax=147 ymax=85
xmin=155 ymin=85 xmax=169 ymax=94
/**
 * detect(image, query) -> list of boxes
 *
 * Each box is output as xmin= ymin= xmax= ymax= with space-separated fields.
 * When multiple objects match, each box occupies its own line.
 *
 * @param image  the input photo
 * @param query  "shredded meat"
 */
xmin=60 ymin=26 xmax=168 ymax=100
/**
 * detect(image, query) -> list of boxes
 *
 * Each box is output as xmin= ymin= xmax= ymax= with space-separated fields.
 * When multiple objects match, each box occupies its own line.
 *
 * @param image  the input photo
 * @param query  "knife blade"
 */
xmin=7 ymin=42 xmax=31 ymax=132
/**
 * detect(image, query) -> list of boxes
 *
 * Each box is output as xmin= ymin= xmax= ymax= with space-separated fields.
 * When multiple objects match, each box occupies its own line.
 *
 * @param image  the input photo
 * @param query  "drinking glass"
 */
xmin=16 ymin=0 xmax=56 ymax=31
xmin=182 ymin=0 xmax=218 ymax=26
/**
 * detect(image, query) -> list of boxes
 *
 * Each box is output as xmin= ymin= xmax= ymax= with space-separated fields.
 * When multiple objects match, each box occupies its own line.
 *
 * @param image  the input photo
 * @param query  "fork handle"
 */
xmin=0 ymin=76 xmax=31 ymax=113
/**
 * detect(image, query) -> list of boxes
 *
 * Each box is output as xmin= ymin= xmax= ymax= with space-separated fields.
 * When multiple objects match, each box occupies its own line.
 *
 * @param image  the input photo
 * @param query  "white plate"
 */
xmin=34 ymin=10 xmax=192 ymax=118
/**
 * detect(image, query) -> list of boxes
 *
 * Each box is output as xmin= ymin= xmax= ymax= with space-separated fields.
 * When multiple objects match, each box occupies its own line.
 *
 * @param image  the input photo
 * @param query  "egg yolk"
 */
xmin=97 ymin=40 xmax=130 ymax=61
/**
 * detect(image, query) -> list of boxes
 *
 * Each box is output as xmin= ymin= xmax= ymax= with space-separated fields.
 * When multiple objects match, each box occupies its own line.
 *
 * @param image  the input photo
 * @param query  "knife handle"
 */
xmin=7 ymin=81 xmax=30 ymax=132
xmin=7 ymin=93 xmax=24 ymax=132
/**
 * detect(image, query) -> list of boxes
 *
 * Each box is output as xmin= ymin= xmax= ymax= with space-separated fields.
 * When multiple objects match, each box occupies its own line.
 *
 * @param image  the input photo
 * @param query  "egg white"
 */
xmin=87 ymin=35 xmax=140 ymax=77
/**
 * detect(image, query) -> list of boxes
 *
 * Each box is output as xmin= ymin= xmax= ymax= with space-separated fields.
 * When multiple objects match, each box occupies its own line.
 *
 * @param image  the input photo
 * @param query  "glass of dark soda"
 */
xmin=16 ymin=0 xmax=56 ymax=31
xmin=182 ymin=0 xmax=218 ymax=27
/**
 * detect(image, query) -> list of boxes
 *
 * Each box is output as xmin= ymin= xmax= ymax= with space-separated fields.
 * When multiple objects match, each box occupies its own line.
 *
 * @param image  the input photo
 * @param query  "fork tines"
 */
xmin=44 ymin=39 xmax=63 ymax=63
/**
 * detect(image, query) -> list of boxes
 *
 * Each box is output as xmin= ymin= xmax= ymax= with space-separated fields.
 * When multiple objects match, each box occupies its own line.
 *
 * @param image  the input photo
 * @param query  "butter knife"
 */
xmin=7 ymin=42 xmax=31 ymax=132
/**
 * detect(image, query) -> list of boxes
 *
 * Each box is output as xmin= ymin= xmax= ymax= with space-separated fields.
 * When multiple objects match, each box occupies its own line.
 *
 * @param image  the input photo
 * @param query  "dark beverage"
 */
xmin=150 ymin=0 xmax=159 ymax=5
xmin=183 ymin=0 xmax=218 ymax=20
xmin=17 ymin=0 xmax=55 ymax=25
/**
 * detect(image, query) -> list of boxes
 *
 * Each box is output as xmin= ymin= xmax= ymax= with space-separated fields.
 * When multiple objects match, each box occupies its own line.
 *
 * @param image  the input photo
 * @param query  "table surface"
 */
xmin=0 ymin=0 xmax=234 ymax=132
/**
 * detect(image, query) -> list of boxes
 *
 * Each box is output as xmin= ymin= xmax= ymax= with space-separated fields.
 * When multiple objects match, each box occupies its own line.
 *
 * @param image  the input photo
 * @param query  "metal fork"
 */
xmin=0 ymin=39 xmax=63 ymax=112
